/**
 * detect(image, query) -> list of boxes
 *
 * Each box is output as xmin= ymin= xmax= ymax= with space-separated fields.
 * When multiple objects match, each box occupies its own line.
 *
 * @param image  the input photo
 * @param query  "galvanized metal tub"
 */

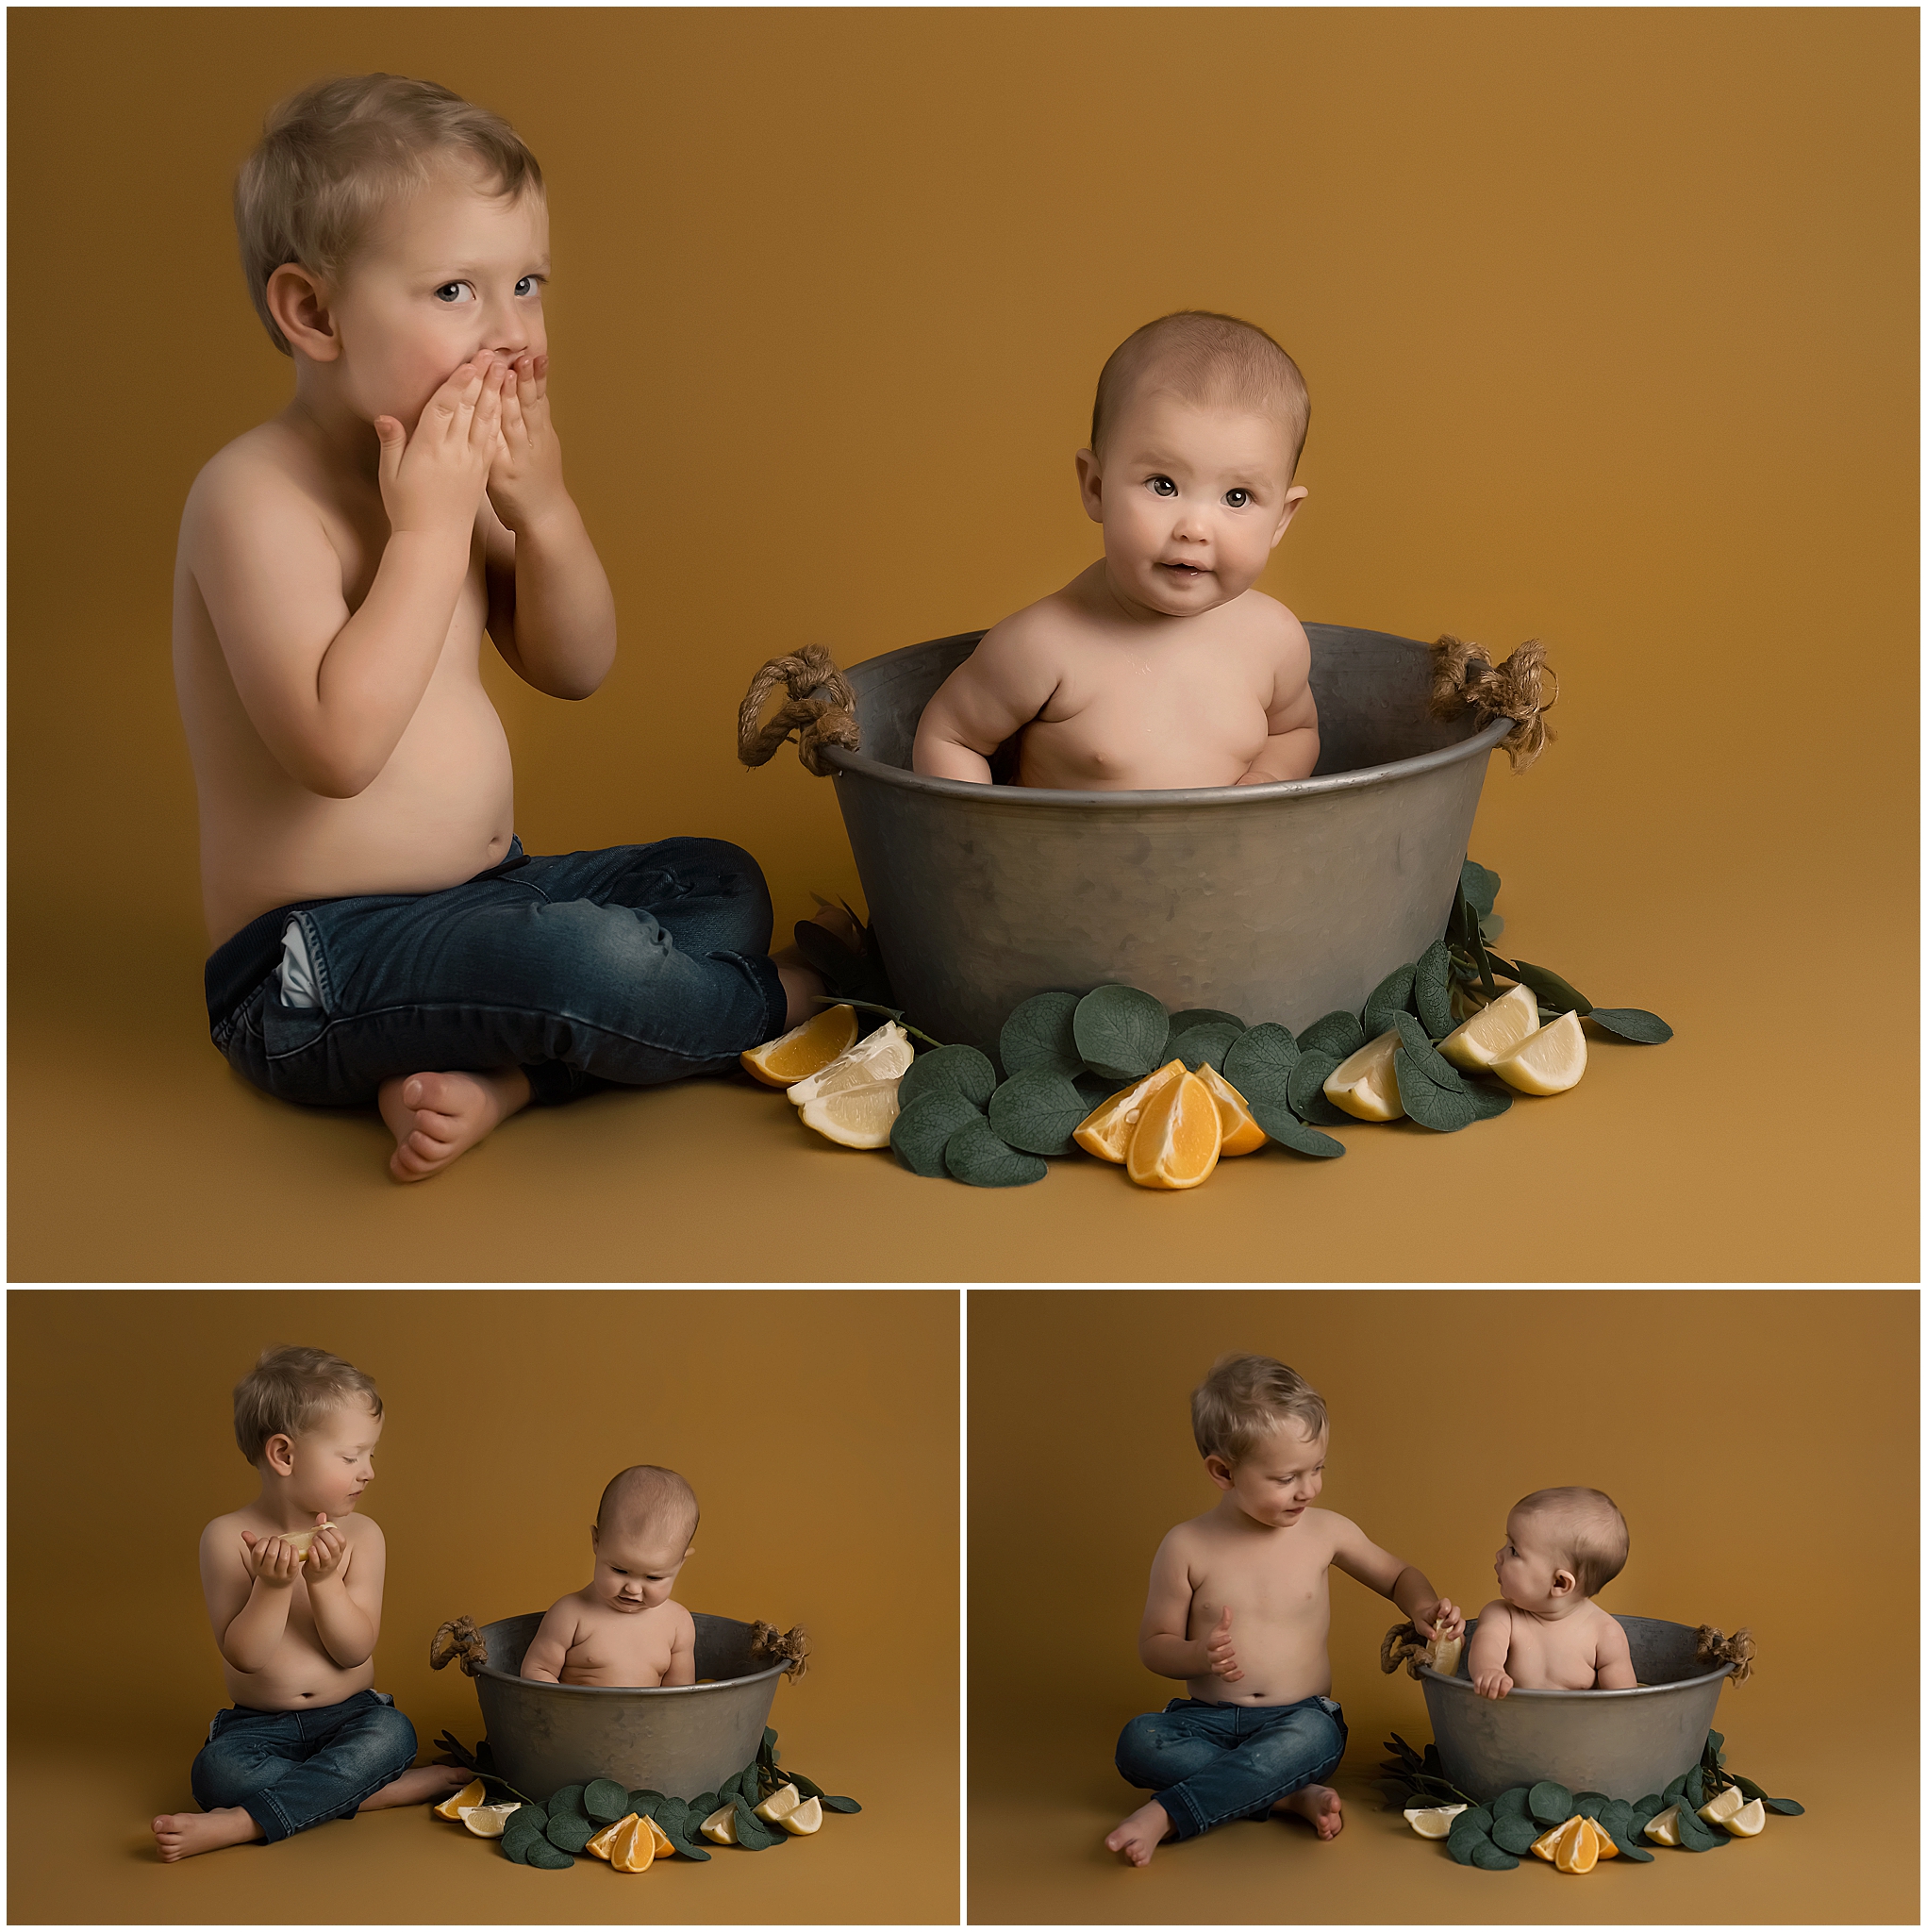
xmin=821 ymin=625 xmax=1512 ymax=1055
xmin=1420 ymin=1615 xmax=1732 ymax=1803
xmin=473 ymin=1611 xmax=789 ymax=1804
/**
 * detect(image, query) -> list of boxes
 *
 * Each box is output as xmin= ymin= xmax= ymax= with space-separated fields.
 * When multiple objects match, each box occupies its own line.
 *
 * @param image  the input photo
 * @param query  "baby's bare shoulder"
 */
xmin=973 ymin=594 xmax=1087 ymax=671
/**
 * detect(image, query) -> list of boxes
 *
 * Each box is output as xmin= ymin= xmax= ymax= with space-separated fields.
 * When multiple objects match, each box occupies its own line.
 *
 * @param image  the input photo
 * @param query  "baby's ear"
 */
xmin=1074 ymin=448 xmax=1105 ymax=522
xmin=1552 ymin=1566 xmax=1578 ymax=1596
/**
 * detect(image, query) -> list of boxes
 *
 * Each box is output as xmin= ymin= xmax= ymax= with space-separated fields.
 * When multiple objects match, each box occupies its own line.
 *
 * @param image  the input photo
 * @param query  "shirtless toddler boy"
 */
xmin=153 ymin=1346 xmax=465 ymax=1860
xmin=177 ymin=75 xmax=824 ymax=1182
xmin=914 ymin=311 xmax=1320 ymax=791
xmin=1106 ymin=1354 xmax=1462 ymax=1866
xmin=1467 ymin=1487 xmax=1636 ymax=1697
xmin=522 ymin=1465 xmax=699 ymax=1687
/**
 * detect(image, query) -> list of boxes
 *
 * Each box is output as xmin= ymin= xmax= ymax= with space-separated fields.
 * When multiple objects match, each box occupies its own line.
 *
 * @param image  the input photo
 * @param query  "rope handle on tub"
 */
xmin=1695 ymin=1624 xmax=1756 ymax=1683
xmin=1430 ymin=635 xmax=1559 ymax=774
xmin=739 ymin=645 xmax=860 ymax=776
xmin=749 ymin=1620 xmax=812 ymax=1680
xmin=429 ymin=1614 xmax=490 ymax=1676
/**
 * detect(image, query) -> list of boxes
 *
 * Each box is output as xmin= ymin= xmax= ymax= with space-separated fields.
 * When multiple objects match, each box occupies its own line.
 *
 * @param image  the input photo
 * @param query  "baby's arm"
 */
xmin=662 ymin=1605 xmax=698 ymax=1688
xmin=1328 ymin=1515 xmax=1463 ymax=1641
xmin=479 ymin=353 xmax=617 ymax=701
xmin=301 ymin=1517 xmax=384 ymax=1670
xmin=1592 ymin=1612 xmax=1636 ymax=1690
xmin=1136 ymin=1529 xmax=1242 ymax=1683
xmin=190 ymin=356 xmax=508 ymax=798
xmin=911 ymin=621 xmax=1062 ymax=783
xmin=519 ymin=1600 xmax=582 ymax=1682
xmin=1235 ymin=608 xmax=1320 ymax=785
xmin=1468 ymin=1600 xmax=1515 ymax=1697
xmin=201 ymin=1518 xmax=299 ymax=1674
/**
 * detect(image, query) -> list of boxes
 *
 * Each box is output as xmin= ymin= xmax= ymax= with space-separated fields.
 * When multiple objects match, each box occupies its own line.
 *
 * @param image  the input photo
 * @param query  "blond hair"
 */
xmin=233 ymin=1344 xmax=382 ymax=1465
xmin=234 ymin=72 xmax=543 ymax=355
xmin=1514 ymin=1486 xmax=1629 ymax=1597
xmin=597 ymin=1465 xmax=700 ymax=1542
xmin=1091 ymin=311 xmax=1311 ymax=475
xmin=1191 ymin=1352 xmax=1327 ymax=1464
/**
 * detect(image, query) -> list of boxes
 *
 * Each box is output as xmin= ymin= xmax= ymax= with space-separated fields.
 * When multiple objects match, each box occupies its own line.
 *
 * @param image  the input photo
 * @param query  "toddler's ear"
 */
xmin=1202 ymin=1454 xmax=1236 ymax=1493
xmin=265 ymin=263 xmax=342 ymax=364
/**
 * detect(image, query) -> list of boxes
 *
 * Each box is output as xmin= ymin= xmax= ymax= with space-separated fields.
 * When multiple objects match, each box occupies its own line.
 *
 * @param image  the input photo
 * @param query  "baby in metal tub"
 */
xmin=912 ymin=310 xmax=1320 ymax=791
xmin=522 ymin=1465 xmax=699 ymax=1687
xmin=1467 ymin=1487 xmax=1636 ymax=1698
xmin=1106 ymin=1354 xmax=1462 ymax=1866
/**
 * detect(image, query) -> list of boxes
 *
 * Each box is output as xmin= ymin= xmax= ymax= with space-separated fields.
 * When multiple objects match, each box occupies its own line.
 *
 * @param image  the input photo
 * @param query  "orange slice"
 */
xmin=609 ymin=1812 xmax=655 ymax=1873
xmin=1554 ymin=1815 xmax=1600 ymax=1874
xmin=585 ymin=1814 xmax=632 ymax=1859
xmin=1072 ymin=1059 xmax=1184 ymax=1163
xmin=739 ymin=1005 xmax=858 ymax=1088
xmin=434 ymin=1776 xmax=485 ymax=1820
xmin=1125 ymin=1068 xmax=1222 ymax=1190
xmin=1194 ymin=1064 xmax=1267 ymax=1156
xmin=646 ymin=1815 xmax=676 ymax=1857
xmin=1530 ymin=1815 xmax=1572 ymax=1861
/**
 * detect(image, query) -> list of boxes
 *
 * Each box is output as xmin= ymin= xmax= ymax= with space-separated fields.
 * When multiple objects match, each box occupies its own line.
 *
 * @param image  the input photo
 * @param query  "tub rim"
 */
xmin=1420 ymin=1609 xmax=1736 ymax=1704
xmin=473 ymin=1611 xmax=792 ymax=1700
xmin=819 ymin=627 xmax=1518 ymax=806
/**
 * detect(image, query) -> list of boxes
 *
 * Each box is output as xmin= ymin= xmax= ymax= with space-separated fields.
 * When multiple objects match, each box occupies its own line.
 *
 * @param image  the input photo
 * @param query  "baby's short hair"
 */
xmin=598 ymin=1465 xmax=700 ymax=1544
xmin=235 ymin=72 xmax=543 ymax=356
xmin=1191 ymin=1352 xmax=1328 ymax=1465
xmin=233 ymin=1344 xmax=381 ymax=1465
xmin=1514 ymin=1486 xmax=1629 ymax=1597
xmin=1091 ymin=311 xmax=1311 ymax=475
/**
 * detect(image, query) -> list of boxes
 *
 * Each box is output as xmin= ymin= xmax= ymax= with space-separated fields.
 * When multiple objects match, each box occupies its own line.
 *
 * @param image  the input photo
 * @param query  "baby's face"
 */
xmin=1210 ymin=1421 xmax=1327 ymax=1528
xmin=324 ymin=163 xmax=550 ymax=433
xmin=1078 ymin=390 xmax=1306 ymax=620
xmin=1494 ymin=1509 xmax=1570 ymax=1612
xmin=281 ymin=1398 xmax=381 ymax=1519
xmin=589 ymin=1520 xmax=691 ymax=1614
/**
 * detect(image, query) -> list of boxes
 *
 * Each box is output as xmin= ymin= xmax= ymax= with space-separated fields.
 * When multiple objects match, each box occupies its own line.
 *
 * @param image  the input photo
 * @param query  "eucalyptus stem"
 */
xmin=810 ymin=993 xmax=946 ymax=1051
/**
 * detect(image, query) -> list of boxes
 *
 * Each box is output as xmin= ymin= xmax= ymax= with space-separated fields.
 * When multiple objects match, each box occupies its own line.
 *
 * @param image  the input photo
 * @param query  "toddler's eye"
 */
xmin=1224 ymin=489 xmax=1252 ymax=508
xmin=515 ymin=276 xmax=541 ymax=298
xmin=1147 ymin=475 xmax=1176 ymax=497
xmin=433 ymin=282 xmax=474 ymax=305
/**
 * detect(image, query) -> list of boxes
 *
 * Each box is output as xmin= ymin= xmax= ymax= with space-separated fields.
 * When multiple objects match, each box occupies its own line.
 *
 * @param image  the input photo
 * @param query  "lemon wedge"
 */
xmin=1322 ymin=1029 xmax=1404 ymax=1121
xmin=1722 ymin=1797 xmax=1766 ymax=1837
xmin=798 ymin=1074 xmax=901 ymax=1148
xmin=434 ymin=1777 xmax=486 ymax=1820
xmin=1437 ymin=981 xmax=1540 ymax=1070
xmin=1403 ymin=1803 xmax=1466 ymax=1838
xmin=778 ymin=1795 xmax=822 ymax=1836
xmin=1698 ymin=1784 xmax=1746 ymax=1827
xmin=1489 ymin=1008 xmax=1586 ymax=1094
xmin=701 ymin=1804 xmax=739 ymax=1844
xmin=740 ymin=1005 xmax=858 ymax=1088
xmin=458 ymin=1803 xmax=521 ymax=1838
xmin=786 ymin=1022 xmax=913 ymax=1106
xmin=755 ymin=1784 xmax=803 ymax=1825
xmin=1643 ymin=1804 xmax=1682 ymax=1846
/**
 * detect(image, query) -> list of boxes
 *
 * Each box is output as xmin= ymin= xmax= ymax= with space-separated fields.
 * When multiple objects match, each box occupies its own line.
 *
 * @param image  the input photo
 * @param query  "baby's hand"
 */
xmin=375 ymin=353 xmax=507 ymax=540
xmin=1204 ymin=1606 xmax=1244 ymax=1683
xmin=1473 ymin=1666 xmax=1513 ymax=1700
xmin=305 ymin=1516 xmax=347 ymax=1584
xmin=487 ymin=352 xmax=567 ymax=533
xmin=240 ymin=1529 xmax=300 ymax=1590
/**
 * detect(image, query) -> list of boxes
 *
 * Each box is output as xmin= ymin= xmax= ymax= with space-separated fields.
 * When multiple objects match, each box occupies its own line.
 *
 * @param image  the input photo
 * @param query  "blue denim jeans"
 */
xmin=190 ymin=1689 xmax=418 ymax=1844
xmin=206 ymin=838 xmax=788 ymax=1108
xmin=1115 ymin=1693 xmax=1349 ymax=1840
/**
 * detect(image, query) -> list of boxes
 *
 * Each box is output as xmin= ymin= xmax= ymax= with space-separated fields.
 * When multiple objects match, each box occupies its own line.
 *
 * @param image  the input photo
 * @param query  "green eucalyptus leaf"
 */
xmin=890 ymin=1091 xmax=985 ymax=1177
xmin=1446 ymin=1823 xmax=1483 ymax=1865
xmin=732 ymin=1799 xmax=780 ymax=1849
xmin=524 ymin=1839 xmax=575 ymax=1870
xmin=1608 ymin=1829 xmax=1655 ymax=1861
xmin=1490 ymin=1811 xmax=1539 ymax=1855
xmin=1661 ymin=1774 xmax=1689 ymax=1805
xmin=627 ymin=1789 xmax=663 ymax=1817
xmin=1631 ymin=1793 xmax=1665 ymax=1824
xmin=1393 ymin=1012 xmax=1466 ymax=1091
xmin=1527 ymin=1780 xmax=1572 ymax=1825
xmin=689 ymin=1791 xmax=719 ymax=1819
xmin=1362 ymin=963 xmax=1417 ymax=1038
xmin=1685 ymin=1765 xmax=1705 ymax=1810
xmin=1587 ymin=1007 xmax=1673 ymax=1043
xmin=500 ymin=1831 xmax=533 ymax=1864
xmin=1460 ymin=858 xmax=1501 ymax=918
xmin=943 ymin=1116 xmax=1048 ymax=1187
xmin=1762 ymin=1795 xmax=1805 ymax=1815
xmin=1414 ymin=940 xmax=1454 ymax=1039
xmin=897 ymin=1042 xmax=996 ymax=1110
xmin=1221 ymin=1023 xmax=1299 ymax=1101
xmin=1511 ymin=958 xmax=1593 ymax=1016
xmin=1573 ymin=1790 xmax=1606 ymax=1820
xmin=1072 ymin=984 xmax=1171 ymax=1079
xmin=1169 ymin=1008 xmax=1245 ymax=1033
xmin=583 ymin=1778 xmax=628 ymax=1824
xmin=998 ymin=992 xmax=1084 ymax=1078
xmin=820 ymin=1794 xmax=863 ymax=1813
xmin=1596 ymin=1798 xmax=1633 ymax=1840
xmin=1395 ymin=1053 xmax=1479 ymax=1131
xmin=545 ymin=1785 xmax=587 ymax=1821
xmin=1074 ymin=1071 xmax=1125 ymax=1108
xmin=1247 ymin=1096 xmax=1346 ymax=1158
xmin=1463 ymin=1076 xmax=1514 ymax=1120
xmin=1470 ymin=1839 xmax=1520 ymax=1871
xmin=1299 ymin=1008 xmax=1366 ymax=1059
xmin=1169 ymin=1022 xmax=1242 ymax=1073
xmin=545 ymin=1810 xmax=596 ymax=1854
xmin=1286 ymin=1050 xmax=1350 ymax=1125
xmin=1492 ymin=1787 xmax=1532 ymax=1818
xmin=988 ymin=1067 xmax=1089 ymax=1157
xmin=1479 ymin=912 xmax=1505 ymax=941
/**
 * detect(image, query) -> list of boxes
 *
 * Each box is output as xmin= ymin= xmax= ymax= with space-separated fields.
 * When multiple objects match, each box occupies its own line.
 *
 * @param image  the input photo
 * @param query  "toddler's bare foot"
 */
xmin=152 ymin=1806 xmax=262 ymax=1860
xmin=357 ymin=1764 xmax=473 ymax=1812
xmin=1105 ymin=1797 xmax=1175 ymax=1866
xmin=1276 ymin=1783 xmax=1344 ymax=1839
xmin=379 ymin=1068 xmax=531 ymax=1182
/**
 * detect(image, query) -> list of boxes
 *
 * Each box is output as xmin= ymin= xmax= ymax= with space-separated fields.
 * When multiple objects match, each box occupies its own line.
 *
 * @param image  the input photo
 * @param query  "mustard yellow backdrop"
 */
xmin=7 ymin=9 xmax=1916 ymax=1278
xmin=967 ymin=1287 xmax=1919 ymax=1923
xmin=7 ymin=1288 xmax=959 ymax=1924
